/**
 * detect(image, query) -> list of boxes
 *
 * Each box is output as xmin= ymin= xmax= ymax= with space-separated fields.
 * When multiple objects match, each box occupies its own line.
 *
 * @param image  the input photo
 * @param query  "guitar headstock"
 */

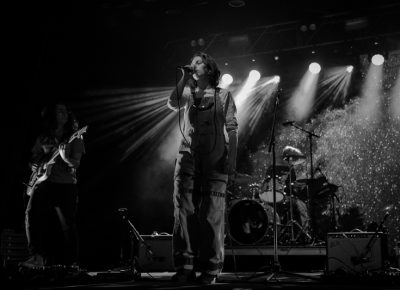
xmin=69 ymin=125 xmax=88 ymax=142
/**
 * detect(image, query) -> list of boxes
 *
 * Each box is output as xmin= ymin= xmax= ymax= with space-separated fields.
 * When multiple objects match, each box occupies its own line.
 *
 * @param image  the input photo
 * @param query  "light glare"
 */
xmin=220 ymin=73 xmax=233 ymax=88
xmin=272 ymin=75 xmax=280 ymax=84
xmin=371 ymin=54 xmax=384 ymax=66
xmin=346 ymin=66 xmax=354 ymax=73
xmin=309 ymin=62 xmax=321 ymax=74
xmin=249 ymin=70 xmax=261 ymax=82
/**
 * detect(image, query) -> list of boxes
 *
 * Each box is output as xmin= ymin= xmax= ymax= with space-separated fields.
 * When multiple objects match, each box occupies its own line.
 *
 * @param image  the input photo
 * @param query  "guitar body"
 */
xmin=26 ymin=163 xmax=55 ymax=196
xmin=25 ymin=125 xmax=88 ymax=197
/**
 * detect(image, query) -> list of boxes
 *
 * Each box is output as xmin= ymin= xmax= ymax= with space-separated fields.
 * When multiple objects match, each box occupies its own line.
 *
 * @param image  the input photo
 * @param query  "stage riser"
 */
xmin=137 ymin=235 xmax=327 ymax=272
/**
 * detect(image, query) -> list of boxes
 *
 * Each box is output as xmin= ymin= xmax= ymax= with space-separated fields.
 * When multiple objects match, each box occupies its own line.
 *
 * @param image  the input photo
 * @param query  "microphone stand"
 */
xmin=248 ymin=88 xmax=318 ymax=283
xmin=351 ymin=211 xmax=389 ymax=267
xmin=118 ymin=208 xmax=153 ymax=280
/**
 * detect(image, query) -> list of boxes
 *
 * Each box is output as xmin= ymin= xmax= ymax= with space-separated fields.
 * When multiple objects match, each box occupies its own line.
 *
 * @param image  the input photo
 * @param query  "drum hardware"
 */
xmin=283 ymin=122 xmax=320 ymax=179
xmin=248 ymin=183 xmax=260 ymax=200
xmin=278 ymin=157 xmax=312 ymax=244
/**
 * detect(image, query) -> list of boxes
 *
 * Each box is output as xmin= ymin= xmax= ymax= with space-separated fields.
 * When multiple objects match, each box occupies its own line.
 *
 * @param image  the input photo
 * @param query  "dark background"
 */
xmin=3 ymin=0 xmax=399 ymax=269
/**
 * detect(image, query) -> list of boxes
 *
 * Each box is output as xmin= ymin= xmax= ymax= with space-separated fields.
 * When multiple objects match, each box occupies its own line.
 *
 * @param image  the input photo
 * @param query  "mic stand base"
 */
xmin=248 ymin=88 xmax=318 ymax=284
xmin=248 ymin=260 xmax=320 ymax=282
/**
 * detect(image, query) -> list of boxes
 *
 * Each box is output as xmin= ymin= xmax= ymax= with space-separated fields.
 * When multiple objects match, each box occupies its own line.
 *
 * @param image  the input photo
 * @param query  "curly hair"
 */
xmin=191 ymin=52 xmax=221 ymax=88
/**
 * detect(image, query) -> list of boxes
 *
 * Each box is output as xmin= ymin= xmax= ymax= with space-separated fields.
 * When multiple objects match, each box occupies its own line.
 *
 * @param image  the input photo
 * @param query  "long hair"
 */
xmin=40 ymin=102 xmax=79 ymax=141
xmin=192 ymin=52 xmax=221 ymax=87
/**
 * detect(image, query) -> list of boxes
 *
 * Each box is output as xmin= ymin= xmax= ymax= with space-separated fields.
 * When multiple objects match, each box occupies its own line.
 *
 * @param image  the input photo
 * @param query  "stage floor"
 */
xmin=6 ymin=269 xmax=400 ymax=290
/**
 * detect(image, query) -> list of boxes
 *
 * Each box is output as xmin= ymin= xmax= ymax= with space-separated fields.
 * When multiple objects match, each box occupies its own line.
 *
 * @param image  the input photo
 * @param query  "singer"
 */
xmin=167 ymin=52 xmax=238 ymax=284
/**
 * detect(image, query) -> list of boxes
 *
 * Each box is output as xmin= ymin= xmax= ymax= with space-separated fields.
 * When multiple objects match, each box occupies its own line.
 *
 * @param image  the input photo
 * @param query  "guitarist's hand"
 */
xmin=59 ymin=143 xmax=79 ymax=168
xmin=59 ymin=143 xmax=69 ymax=161
xmin=31 ymin=163 xmax=39 ymax=172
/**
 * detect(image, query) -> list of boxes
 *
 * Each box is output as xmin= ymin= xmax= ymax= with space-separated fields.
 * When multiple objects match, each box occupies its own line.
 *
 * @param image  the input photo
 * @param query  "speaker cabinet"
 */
xmin=1 ymin=229 xmax=29 ymax=266
xmin=137 ymin=234 xmax=173 ymax=272
xmin=327 ymin=232 xmax=388 ymax=274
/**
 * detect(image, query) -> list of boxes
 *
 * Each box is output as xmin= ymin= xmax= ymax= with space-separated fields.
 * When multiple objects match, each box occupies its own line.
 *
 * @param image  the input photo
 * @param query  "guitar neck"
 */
xmin=46 ymin=132 xmax=81 ymax=165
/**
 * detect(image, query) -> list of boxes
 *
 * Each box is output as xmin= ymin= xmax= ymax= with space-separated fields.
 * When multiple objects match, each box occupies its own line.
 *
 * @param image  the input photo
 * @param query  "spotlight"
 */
xmin=249 ymin=70 xmax=261 ymax=82
xmin=346 ymin=66 xmax=354 ymax=73
xmin=371 ymin=54 xmax=384 ymax=66
xmin=221 ymin=73 xmax=233 ymax=87
xmin=272 ymin=75 xmax=280 ymax=84
xmin=198 ymin=38 xmax=205 ymax=46
xmin=309 ymin=62 xmax=321 ymax=74
xmin=309 ymin=23 xmax=317 ymax=31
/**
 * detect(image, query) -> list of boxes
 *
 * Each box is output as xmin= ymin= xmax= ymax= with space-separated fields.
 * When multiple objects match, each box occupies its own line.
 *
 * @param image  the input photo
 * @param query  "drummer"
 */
xmin=261 ymin=146 xmax=310 ymax=233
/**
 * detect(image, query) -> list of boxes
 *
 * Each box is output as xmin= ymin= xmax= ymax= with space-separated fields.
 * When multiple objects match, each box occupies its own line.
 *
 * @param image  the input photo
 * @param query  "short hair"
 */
xmin=191 ymin=52 xmax=221 ymax=87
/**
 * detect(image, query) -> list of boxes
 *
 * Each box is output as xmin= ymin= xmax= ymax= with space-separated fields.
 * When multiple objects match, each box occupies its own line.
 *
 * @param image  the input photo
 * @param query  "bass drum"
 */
xmin=227 ymin=199 xmax=280 ymax=245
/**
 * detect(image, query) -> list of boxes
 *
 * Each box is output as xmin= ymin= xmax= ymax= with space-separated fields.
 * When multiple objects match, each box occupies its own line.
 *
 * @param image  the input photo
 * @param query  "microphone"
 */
xmin=177 ymin=65 xmax=194 ymax=73
xmin=282 ymin=121 xmax=295 ymax=126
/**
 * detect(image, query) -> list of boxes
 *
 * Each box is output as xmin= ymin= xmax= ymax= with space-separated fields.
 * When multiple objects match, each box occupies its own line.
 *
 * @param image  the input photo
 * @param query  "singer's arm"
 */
xmin=224 ymin=91 xmax=238 ymax=176
xmin=167 ymin=72 xmax=192 ymax=111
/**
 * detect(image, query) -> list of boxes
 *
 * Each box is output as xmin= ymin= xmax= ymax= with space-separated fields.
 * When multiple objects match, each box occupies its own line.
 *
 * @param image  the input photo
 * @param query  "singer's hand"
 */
xmin=179 ymin=65 xmax=195 ymax=81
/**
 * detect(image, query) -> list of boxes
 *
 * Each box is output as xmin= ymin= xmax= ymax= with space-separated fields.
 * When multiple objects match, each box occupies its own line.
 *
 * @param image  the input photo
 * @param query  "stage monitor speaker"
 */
xmin=137 ymin=234 xmax=173 ymax=272
xmin=326 ymin=231 xmax=388 ymax=274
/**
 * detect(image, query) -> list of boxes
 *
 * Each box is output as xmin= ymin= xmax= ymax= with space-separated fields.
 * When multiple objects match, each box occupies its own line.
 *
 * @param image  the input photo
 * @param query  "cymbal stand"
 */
xmin=280 ymin=162 xmax=312 ymax=244
xmin=286 ymin=123 xmax=320 ymax=241
xmin=287 ymin=123 xmax=320 ymax=179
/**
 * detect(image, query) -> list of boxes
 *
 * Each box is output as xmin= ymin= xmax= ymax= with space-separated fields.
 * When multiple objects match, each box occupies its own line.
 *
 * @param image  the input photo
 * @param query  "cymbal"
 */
xmin=284 ymin=156 xmax=306 ymax=165
xmin=266 ymin=164 xmax=290 ymax=176
xmin=295 ymin=178 xmax=315 ymax=184
xmin=234 ymin=173 xmax=253 ymax=185
xmin=282 ymin=146 xmax=306 ymax=161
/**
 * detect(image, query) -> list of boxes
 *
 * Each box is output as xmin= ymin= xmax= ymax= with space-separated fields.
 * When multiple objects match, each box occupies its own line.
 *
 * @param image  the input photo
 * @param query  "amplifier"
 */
xmin=1 ymin=229 xmax=29 ymax=266
xmin=326 ymin=232 xmax=388 ymax=274
xmin=137 ymin=234 xmax=174 ymax=272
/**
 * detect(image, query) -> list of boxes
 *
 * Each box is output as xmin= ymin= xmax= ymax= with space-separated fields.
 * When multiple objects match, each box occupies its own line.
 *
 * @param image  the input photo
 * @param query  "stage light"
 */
xmin=300 ymin=25 xmax=307 ymax=32
xmin=272 ymin=75 xmax=280 ymax=84
xmin=220 ymin=73 xmax=233 ymax=88
xmin=371 ymin=54 xmax=384 ymax=66
xmin=309 ymin=62 xmax=321 ymax=74
xmin=346 ymin=66 xmax=354 ymax=73
xmin=249 ymin=70 xmax=261 ymax=82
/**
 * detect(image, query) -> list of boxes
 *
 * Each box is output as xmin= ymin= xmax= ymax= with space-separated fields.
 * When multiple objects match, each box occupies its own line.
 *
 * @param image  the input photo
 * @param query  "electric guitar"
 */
xmin=25 ymin=125 xmax=88 ymax=196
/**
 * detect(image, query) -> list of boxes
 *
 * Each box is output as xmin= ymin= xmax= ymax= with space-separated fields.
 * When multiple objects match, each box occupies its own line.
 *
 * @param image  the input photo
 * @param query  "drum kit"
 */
xmin=226 ymin=146 xmax=340 ymax=246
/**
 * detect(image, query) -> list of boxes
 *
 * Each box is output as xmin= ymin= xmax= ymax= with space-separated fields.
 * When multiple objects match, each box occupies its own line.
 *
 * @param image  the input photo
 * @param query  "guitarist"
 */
xmin=21 ymin=102 xmax=85 ymax=269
